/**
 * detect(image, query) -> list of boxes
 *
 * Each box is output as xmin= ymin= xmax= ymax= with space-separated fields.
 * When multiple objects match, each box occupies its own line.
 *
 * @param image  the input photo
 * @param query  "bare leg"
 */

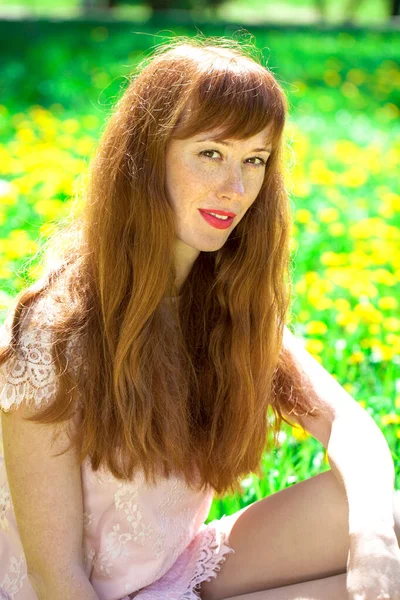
xmin=220 ymin=572 xmax=347 ymax=600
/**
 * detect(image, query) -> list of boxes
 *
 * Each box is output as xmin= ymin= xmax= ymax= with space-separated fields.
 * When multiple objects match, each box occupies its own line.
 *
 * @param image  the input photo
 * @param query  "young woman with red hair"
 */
xmin=0 ymin=36 xmax=399 ymax=600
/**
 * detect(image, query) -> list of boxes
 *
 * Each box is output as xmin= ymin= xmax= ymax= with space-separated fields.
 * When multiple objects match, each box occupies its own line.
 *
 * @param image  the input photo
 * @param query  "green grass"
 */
xmin=0 ymin=24 xmax=399 ymax=521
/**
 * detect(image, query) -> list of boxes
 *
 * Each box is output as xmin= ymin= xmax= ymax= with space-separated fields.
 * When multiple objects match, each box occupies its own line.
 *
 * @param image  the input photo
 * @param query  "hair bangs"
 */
xmin=172 ymin=59 xmax=286 ymax=147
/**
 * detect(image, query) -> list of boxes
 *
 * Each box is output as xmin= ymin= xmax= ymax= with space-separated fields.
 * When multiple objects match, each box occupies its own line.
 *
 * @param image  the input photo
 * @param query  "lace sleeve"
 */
xmin=0 ymin=300 xmax=84 ymax=413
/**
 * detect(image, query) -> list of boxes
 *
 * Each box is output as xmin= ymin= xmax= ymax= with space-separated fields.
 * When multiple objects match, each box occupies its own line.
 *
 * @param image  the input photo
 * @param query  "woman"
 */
xmin=0 ymin=36 xmax=399 ymax=600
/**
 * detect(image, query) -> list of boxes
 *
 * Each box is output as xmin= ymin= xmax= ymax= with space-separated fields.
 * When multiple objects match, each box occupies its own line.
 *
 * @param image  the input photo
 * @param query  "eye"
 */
xmin=199 ymin=149 xmax=221 ymax=160
xmin=246 ymin=157 xmax=267 ymax=167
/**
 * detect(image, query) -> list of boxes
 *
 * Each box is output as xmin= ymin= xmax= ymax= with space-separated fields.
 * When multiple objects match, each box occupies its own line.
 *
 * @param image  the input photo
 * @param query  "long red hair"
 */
xmin=0 ymin=36 xmax=326 ymax=498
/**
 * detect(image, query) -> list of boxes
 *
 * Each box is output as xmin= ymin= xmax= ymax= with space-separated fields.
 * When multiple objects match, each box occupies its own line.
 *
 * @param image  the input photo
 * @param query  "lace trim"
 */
xmin=0 ymin=299 xmax=84 ymax=413
xmin=182 ymin=517 xmax=235 ymax=600
xmin=132 ymin=515 xmax=235 ymax=600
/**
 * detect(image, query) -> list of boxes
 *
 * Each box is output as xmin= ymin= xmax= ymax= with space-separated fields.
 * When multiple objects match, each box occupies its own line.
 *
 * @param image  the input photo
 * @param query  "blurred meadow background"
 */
xmin=0 ymin=0 xmax=399 ymax=521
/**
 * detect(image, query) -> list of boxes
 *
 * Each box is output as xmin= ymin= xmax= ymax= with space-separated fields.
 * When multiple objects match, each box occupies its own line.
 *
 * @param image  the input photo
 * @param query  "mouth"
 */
xmin=199 ymin=209 xmax=235 ymax=230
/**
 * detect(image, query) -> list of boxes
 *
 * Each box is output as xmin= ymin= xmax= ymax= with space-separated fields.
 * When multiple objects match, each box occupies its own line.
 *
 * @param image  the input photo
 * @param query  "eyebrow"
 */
xmin=194 ymin=138 xmax=272 ymax=153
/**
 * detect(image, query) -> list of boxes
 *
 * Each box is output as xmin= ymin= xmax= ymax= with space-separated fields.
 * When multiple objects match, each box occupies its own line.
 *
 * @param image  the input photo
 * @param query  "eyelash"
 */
xmin=199 ymin=149 xmax=267 ymax=167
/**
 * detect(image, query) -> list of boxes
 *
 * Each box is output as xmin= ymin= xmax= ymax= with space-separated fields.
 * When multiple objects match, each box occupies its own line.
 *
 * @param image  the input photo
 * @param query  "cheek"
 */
xmin=167 ymin=161 xmax=208 ymax=204
xmin=244 ymin=171 xmax=264 ymax=198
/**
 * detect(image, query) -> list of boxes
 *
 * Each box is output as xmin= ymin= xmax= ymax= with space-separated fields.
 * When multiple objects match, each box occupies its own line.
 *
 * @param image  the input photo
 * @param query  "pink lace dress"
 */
xmin=0 ymin=297 xmax=235 ymax=600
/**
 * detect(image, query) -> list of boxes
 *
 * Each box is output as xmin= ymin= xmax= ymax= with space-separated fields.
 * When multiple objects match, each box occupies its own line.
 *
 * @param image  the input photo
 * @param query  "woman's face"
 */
xmin=165 ymin=126 xmax=272 ymax=254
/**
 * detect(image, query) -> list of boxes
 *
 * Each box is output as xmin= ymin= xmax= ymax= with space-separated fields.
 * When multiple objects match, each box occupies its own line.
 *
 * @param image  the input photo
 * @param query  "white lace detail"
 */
xmin=0 ymin=482 xmax=11 ymax=531
xmin=151 ymin=475 xmax=196 ymax=581
xmin=83 ymin=546 xmax=96 ymax=575
xmin=0 ymin=552 xmax=28 ymax=599
xmin=114 ymin=481 xmax=155 ymax=546
xmin=0 ymin=297 xmax=84 ymax=413
xmin=92 ymin=478 xmax=155 ymax=579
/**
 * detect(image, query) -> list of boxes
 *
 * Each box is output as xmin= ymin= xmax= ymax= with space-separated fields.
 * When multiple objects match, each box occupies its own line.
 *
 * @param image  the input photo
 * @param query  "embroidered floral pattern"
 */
xmin=114 ymin=481 xmax=154 ymax=546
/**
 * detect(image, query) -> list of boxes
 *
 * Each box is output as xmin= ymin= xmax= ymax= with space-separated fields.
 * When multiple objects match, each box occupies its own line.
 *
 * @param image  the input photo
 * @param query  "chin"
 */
xmin=196 ymin=239 xmax=227 ymax=252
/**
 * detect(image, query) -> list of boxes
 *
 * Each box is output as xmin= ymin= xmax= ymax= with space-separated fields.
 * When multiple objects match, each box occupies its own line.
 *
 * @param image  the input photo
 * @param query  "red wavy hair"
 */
xmin=0 ymin=36 xmax=327 ymax=498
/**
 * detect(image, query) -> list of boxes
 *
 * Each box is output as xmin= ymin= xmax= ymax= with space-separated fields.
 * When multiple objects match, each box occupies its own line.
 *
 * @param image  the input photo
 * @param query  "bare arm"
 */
xmin=29 ymin=566 xmax=99 ymax=600
xmin=1 ymin=403 xmax=98 ymax=599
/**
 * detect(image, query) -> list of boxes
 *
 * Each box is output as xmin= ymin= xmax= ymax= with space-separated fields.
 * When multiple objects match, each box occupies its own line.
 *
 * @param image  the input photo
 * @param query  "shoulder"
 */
xmin=0 ymin=293 xmax=83 ymax=414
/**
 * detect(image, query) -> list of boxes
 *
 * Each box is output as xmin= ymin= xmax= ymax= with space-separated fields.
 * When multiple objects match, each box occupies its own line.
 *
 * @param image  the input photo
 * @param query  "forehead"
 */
xmin=190 ymin=126 xmax=273 ymax=149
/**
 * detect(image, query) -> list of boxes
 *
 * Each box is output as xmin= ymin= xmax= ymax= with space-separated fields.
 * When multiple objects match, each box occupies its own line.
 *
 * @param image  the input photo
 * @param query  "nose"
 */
xmin=217 ymin=164 xmax=245 ymax=200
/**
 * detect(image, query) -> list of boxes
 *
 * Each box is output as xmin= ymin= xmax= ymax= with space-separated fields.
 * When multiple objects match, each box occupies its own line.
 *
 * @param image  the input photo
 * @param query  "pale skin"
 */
xmin=165 ymin=129 xmax=400 ymax=599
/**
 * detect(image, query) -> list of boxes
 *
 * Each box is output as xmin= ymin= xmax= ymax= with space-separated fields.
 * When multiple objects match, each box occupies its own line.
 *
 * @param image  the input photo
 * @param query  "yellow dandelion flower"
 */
xmin=345 ymin=323 xmax=358 ymax=335
xmin=298 ymin=309 xmax=311 ymax=322
xmin=385 ymin=334 xmax=400 ymax=351
xmin=320 ymin=252 xmax=346 ymax=266
xmin=0 ymin=265 xmax=13 ymax=279
xmin=381 ymin=414 xmax=400 ymax=426
xmin=304 ymin=271 xmax=319 ymax=284
xmin=76 ymin=137 xmax=95 ymax=156
xmin=295 ymin=279 xmax=307 ymax=295
xmin=343 ymin=383 xmax=354 ymax=394
xmin=4 ymin=231 xmax=39 ymax=259
xmin=349 ymin=281 xmax=379 ymax=300
xmin=373 ymin=269 xmax=397 ymax=286
xmin=380 ymin=346 xmax=396 ymax=361
xmin=295 ymin=209 xmax=312 ymax=224
xmin=378 ymin=297 xmax=398 ymax=310
xmin=349 ymin=351 xmax=364 ymax=364
xmin=318 ymin=207 xmax=340 ymax=223
xmin=309 ymin=160 xmax=336 ymax=185
xmin=355 ymin=302 xmax=381 ymax=323
xmin=328 ymin=222 xmax=345 ymax=236
xmin=34 ymin=198 xmax=67 ymax=221
xmin=383 ymin=318 xmax=400 ymax=332
xmin=305 ymin=321 xmax=328 ymax=335
xmin=339 ymin=167 xmax=368 ymax=187
xmin=335 ymin=298 xmax=351 ymax=312
xmin=382 ymin=192 xmax=400 ymax=211
xmin=304 ymin=339 xmax=324 ymax=356
xmin=58 ymin=134 xmax=76 ymax=150
xmin=16 ymin=128 xmax=36 ymax=143
xmin=292 ymin=180 xmax=311 ymax=197
xmin=334 ymin=139 xmax=359 ymax=157
xmin=368 ymin=324 xmax=381 ymax=335
xmin=336 ymin=311 xmax=355 ymax=327
xmin=313 ymin=297 xmax=333 ymax=311
xmin=358 ymin=400 xmax=367 ymax=409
